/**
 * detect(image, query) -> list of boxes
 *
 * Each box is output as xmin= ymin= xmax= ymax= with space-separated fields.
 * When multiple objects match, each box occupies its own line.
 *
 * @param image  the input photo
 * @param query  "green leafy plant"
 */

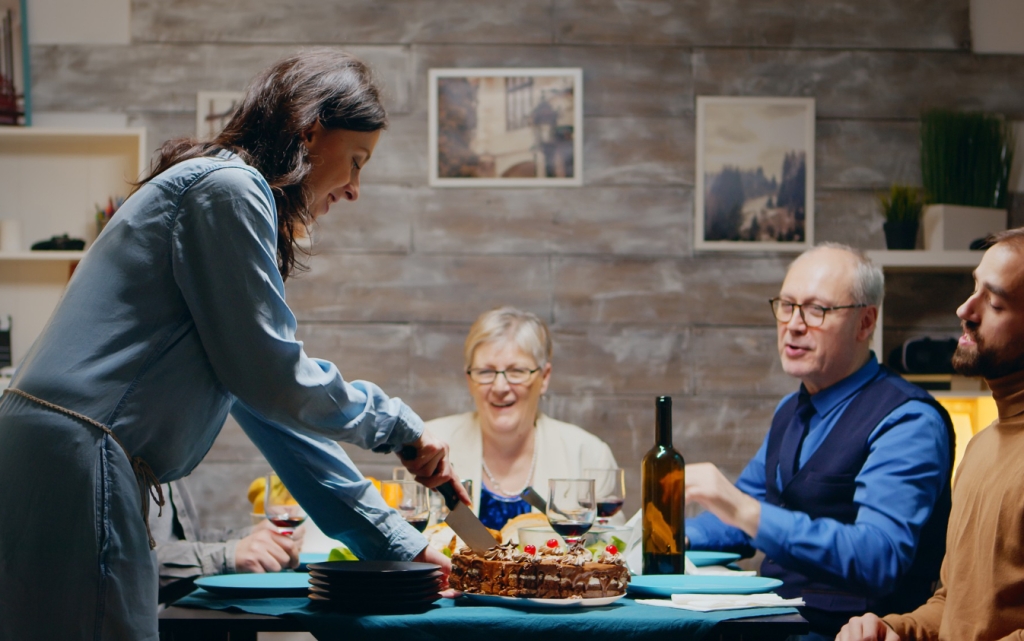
xmin=920 ymin=109 xmax=1015 ymax=209
xmin=878 ymin=184 xmax=924 ymax=223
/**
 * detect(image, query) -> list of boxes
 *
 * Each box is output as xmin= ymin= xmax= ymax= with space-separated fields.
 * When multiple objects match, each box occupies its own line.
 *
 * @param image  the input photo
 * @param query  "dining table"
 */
xmin=158 ymin=588 xmax=809 ymax=641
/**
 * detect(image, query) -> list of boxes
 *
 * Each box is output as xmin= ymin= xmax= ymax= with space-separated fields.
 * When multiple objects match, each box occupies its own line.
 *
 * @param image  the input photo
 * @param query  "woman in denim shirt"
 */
xmin=0 ymin=50 xmax=465 ymax=640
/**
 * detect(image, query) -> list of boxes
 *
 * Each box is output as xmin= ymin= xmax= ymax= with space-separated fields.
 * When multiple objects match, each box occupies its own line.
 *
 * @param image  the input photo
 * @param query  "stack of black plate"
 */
xmin=305 ymin=560 xmax=443 ymax=614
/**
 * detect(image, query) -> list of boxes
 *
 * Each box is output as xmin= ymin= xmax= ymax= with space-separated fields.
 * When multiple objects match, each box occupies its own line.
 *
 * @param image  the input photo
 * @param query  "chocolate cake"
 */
xmin=450 ymin=542 xmax=630 ymax=598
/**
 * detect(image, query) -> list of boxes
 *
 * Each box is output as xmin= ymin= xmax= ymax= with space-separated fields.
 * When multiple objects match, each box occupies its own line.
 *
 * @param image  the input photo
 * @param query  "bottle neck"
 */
xmin=656 ymin=397 xmax=672 ymax=447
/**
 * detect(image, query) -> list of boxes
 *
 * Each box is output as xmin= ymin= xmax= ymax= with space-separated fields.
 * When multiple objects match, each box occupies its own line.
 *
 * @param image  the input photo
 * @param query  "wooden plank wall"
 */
xmin=30 ymin=0 xmax=1024 ymax=529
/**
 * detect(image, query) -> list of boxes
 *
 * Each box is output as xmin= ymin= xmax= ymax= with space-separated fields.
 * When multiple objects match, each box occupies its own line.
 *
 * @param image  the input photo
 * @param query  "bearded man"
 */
xmin=838 ymin=228 xmax=1024 ymax=641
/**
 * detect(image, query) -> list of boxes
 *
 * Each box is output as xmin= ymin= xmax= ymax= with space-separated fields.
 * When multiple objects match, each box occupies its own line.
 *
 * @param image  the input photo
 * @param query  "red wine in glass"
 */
xmin=550 ymin=521 xmax=593 ymax=539
xmin=596 ymin=499 xmax=624 ymax=518
xmin=406 ymin=517 xmax=429 ymax=532
xmin=268 ymin=515 xmax=307 ymax=536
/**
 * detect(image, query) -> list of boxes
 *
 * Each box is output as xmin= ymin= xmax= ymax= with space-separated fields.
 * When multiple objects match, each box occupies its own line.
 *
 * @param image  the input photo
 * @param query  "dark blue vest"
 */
xmin=761 ymin=365 xmax=953 ymax=635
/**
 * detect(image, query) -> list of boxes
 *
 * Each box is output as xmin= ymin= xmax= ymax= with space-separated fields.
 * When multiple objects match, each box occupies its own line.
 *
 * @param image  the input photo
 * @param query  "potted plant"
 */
xmin=879 ymin=184 xmax=924 ymax=250
xmin=920 ymin=109 xmax=1015 ymax=250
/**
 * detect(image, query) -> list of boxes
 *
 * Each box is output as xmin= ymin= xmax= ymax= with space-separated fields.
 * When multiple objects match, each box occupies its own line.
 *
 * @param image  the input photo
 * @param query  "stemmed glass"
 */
xmin=546 ymin=479 xmax=596 ymax=547
xmin=381 ymin=480 xmax=431 ymax=532
xmin=584 ymin=468 xmax=626 ymax=525
xmin=264 ymin=473 xmax=307 ymax=537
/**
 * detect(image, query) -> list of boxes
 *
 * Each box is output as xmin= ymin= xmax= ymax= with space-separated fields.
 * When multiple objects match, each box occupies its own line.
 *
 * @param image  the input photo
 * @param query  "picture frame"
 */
xmin=0 ymin=0 xmax=28 ymax=126
xmin=695 ymin=96 xmax=815 ymax=251
xmin=429 ymin=68 xmax=583 ymax=187
xmin=196 ymin=91 xmax=244 ymax=141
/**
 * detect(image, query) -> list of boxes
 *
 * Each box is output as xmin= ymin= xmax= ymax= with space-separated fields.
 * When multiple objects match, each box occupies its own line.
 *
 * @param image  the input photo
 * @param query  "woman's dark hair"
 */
xmin=136 ymin=49 xmax=388 ymax=281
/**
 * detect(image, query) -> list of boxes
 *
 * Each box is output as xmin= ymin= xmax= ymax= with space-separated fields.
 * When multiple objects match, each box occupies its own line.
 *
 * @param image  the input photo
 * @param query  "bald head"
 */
xmin=776 ymin=244 xmax=881 ymax=394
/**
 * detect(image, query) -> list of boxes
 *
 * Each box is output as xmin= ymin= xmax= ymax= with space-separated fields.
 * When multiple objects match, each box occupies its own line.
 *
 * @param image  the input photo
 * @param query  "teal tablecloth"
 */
xmin=173 ymin=589 xmax=799 ymax=641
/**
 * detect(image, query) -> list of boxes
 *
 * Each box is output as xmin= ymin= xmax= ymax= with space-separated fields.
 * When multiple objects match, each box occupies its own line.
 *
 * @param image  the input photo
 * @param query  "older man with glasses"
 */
xmin=684 ymin=243 xmax=953 ymax=640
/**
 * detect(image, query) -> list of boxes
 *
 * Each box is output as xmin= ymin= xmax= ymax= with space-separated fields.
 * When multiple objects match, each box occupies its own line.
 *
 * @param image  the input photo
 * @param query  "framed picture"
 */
xmin=695 ymin=96 xmax=815 ymax=251
xmin=429 ymin=68 xmax=583 ymax=187
xmin=196 ymin=91 xmax=244 ymax=141
xmin=0 ymin=0 xmax=28 ymax=126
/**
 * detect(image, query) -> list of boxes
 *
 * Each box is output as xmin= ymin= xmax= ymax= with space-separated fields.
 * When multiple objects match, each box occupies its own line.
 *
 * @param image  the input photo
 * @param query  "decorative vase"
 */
xmin=922 ymin=204 xmax=1007 ymax=251
xmin=883 ymin=220 xmax=919 ymax=250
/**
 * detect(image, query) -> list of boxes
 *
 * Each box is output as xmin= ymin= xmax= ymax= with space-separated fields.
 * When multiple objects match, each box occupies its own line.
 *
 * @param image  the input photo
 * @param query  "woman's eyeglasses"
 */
xmin=466 ymin=367 xmax=540 ymax=385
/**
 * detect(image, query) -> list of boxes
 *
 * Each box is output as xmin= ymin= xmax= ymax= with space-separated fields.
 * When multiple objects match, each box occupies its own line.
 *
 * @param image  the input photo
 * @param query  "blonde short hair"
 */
xmin=463 ymin=306 xmax=552 ymax=371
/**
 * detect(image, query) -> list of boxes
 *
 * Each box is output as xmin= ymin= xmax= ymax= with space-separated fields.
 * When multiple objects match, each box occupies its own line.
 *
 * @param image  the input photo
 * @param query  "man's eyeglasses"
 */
xmin=466 ymin=367 xmax=541 ymax=385
xmin=769 ymin=298 xmax=868 ymax=327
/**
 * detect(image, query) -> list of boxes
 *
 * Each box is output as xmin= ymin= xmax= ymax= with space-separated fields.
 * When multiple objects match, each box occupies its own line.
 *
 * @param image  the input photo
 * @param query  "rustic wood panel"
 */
xmin=814 ymin=189 xmax=886 ymax=249
xmin=550 ymin=325 xmax=692 ymax=395
xmin=585 ymin=116 xmax=692 ymax=186
xmin=31 ymin=44 xmax=415 ymax=114
xmin=817 ymin=120 xmax=921 ymax=189
xmin=286 ymin=254 xmax=553 ymax=322
xmin=132 ymin=0 xmax=557 ymax=46
xmin=694 ymin=49 xmax=1024 ymax=119
xmin=884 ymin=271 xmax=974 ymax=329
xmin=553 ymin=256 xmax=790 ymax=325
xmin=314 ymin=184 xmax=415 ymax=254
xmin=413 ymin=45 xmax=692 ymax=118
xmin=416 ymin=185 xmax=689 ymax=256
xmin=553 ymin=0 xmax=969 ymax=50
xmin=691 ymin=327 xmax=795 ymax=396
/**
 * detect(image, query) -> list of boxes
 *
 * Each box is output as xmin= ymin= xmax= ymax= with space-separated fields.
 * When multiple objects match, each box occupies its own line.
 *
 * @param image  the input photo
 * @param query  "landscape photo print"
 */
xmin=429 ymin=68 xmax=583 ymax=187
xmin=695 ymin=96 xmax=815 ymax=251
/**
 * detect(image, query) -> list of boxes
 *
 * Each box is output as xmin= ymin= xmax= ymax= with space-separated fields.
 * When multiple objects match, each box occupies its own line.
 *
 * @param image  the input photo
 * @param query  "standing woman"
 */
xmin=0 ymin=50 xmax=463 ymax=640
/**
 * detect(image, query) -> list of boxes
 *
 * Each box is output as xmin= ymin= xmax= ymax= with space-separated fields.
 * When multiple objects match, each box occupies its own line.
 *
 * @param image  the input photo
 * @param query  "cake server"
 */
xmin=519 ymin=486 xmax=547 ymax=513
xmin=436 ymin=481 xmax=497 ymax=555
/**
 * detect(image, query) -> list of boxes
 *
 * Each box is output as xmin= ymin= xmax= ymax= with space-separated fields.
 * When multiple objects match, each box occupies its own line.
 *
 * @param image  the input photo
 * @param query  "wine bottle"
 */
xmin=641 ymin=395 xmax=686 ymax=575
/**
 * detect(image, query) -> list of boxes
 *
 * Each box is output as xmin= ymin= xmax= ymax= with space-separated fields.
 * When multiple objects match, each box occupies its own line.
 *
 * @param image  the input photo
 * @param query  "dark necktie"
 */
xmin=778 ymin=391 xmax=815 ymax=488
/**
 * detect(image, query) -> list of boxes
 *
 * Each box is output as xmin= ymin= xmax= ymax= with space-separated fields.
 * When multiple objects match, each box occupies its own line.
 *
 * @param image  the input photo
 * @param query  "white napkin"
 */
xmin=636 ymin=592 xmax=805 ymax=612
xmin=685 ymin=564 xmax=757 ymax=577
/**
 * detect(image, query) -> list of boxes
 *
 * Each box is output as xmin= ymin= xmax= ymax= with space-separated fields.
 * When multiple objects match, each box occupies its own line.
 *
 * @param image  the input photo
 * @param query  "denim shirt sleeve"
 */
xmin=753 ymin=400 xmax=950 ymax=593
xmin=231 ymin=400 xmax=427 ymax=561
xmin=168 ymin=165 xmax=422 ymax=453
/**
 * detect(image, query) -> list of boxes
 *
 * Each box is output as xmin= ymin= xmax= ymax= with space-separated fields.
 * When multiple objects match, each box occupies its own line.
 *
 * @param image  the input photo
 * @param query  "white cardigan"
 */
xmin=425 ymin=412 xmax=620 ymax=519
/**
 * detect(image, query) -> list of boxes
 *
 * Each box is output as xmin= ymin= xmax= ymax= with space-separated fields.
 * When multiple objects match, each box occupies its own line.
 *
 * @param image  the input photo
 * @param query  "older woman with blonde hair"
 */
xmin=426 ymin=306 xmax=618 ymax=531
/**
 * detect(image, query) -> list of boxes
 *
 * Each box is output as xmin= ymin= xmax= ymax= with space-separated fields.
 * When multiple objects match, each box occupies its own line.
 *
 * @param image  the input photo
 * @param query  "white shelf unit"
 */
xmin=865 ymin=250 xmax=982 ymax=361
xmin=0 ymin=127 xmax=147 ymax=367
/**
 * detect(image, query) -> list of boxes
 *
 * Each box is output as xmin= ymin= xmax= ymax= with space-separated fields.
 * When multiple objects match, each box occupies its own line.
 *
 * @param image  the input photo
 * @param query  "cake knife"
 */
xmin=435 ymin=481 xmax=497 ymax=555
xmin=398 ymin=446 xmax=496 ymax=555
xmin=519 ymin=486 xmax=547 ymax=513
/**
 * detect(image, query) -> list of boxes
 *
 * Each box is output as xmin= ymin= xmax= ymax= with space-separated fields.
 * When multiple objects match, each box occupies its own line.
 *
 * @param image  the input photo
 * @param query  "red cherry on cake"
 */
xmin=546 ymin=538 xmax=559 ymax=549
xmin=605 ymin=544 xmax=618 ymax=555
xmin=523 ymin=544 xmax=537 ymax=555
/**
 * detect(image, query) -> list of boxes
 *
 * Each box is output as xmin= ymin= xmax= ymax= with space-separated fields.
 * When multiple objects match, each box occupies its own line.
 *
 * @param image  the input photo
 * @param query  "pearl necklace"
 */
xmin=481 ymin=443 xmax=538 ymax=498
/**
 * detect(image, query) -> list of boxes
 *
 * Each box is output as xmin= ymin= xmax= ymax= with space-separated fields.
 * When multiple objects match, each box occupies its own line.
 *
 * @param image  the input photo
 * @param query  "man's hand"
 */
xmin=413 ymin=544 xmax=462 ymax=598
xmin=399 ymin=429 xmax=472 ymax=506
xmin=684 ymin=462 xmax=761 ymax=538
xmin=836 ymin=614 xmax=900 ymax=641
xmin=234 ymin=523 xmax=302 ymax=573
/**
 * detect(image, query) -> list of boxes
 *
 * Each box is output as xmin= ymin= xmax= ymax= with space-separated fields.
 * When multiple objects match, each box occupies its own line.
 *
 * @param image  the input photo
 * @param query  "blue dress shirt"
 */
xmin=686 ymin=357 xmax=950 ymax=594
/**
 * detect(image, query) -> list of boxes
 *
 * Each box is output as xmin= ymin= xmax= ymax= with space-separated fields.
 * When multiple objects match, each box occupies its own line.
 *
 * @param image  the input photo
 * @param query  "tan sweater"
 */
xmin=883 ymin=369 xmax=1024 ymax=641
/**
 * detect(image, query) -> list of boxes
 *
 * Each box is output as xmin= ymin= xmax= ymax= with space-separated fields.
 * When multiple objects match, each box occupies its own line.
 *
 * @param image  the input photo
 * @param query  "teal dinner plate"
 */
xmin=194 ymin=572 xmax=311 ymax=598
xmin=297 ymin=552 xmax=329 ymax=570
xmin=686 ymin=551 xmax=742 ymax=567
xmin=627 ymin=575 xmax=782 ymax=597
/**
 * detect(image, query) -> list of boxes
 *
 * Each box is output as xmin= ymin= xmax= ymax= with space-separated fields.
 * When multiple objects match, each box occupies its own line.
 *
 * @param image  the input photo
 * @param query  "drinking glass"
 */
xmin=584 ymin=467 xmax=626 ymax=525
xmin=546 ymin=478 xmax=596 ymax=547
xmin=263 ymin=473 xmax=307 ymax=537
xmin=380 ymin=480 xmax=430 ymax=532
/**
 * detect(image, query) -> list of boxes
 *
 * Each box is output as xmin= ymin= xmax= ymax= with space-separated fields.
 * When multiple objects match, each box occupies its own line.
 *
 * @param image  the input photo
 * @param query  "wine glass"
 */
xmin=584 ymin=467 xmax=626 ymax=525
xmin=263 ymin=473 xmax=307 ymax=537
xmin=380 ymin=480 xmax=430 ymax=532
xmin=546 ymin=478 xmax=596 ymax=547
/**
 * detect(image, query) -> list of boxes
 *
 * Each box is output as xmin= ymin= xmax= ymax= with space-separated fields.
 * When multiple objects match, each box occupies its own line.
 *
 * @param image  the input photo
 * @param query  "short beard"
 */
xmin=951 ymin=344 xmax=982 ymax=377
xmin=953 ymin=343 xmax=1024 ymax=380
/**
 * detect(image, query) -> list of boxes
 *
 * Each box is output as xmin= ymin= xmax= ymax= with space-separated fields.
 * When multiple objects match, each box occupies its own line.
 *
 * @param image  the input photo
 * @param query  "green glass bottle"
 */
xmin=641 ymin=396 xmax=686 ymax=574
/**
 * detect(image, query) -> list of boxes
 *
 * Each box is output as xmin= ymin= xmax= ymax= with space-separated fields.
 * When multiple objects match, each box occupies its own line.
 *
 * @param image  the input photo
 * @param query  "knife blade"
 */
xmin=436 ymin=481 xmax=497 ymax=555
xmin=520 ymin=486 xmax=547 ymax=513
